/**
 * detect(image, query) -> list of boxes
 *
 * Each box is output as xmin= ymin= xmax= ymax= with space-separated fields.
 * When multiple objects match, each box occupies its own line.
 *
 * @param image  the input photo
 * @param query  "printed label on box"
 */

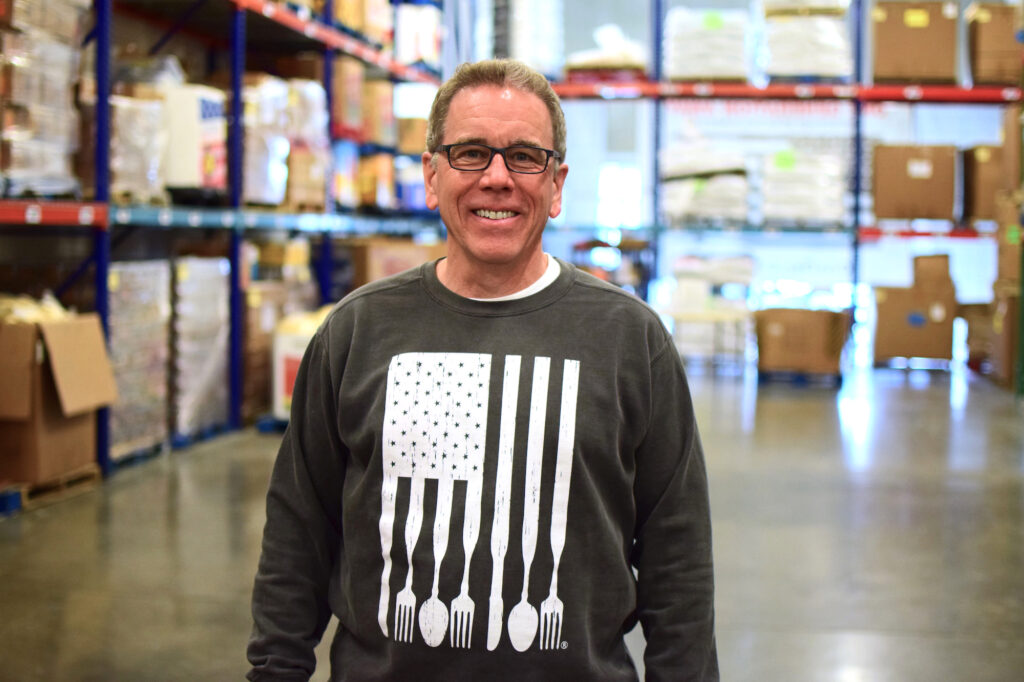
xmin=907 ymin=159 xmax=933 ymax=179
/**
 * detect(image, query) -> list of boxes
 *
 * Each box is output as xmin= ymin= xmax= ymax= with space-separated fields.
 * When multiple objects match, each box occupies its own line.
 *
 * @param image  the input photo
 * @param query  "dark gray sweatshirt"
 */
xmin=248 ymin=258 xmax=718 ymax=681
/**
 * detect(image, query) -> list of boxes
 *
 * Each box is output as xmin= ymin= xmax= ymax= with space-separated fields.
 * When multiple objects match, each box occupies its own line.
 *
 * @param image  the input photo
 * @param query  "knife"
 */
xmin=487 ymin=355 xmax=521 ymax=650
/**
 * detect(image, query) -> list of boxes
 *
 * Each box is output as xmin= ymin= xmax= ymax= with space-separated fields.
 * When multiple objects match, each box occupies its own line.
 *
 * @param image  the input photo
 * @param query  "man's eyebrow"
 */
xmin=450 ymin=136 xmax=546 ymax=148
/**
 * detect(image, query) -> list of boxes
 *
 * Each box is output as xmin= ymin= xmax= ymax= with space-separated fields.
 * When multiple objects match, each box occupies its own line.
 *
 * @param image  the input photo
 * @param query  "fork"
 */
xmin=450 ymin=476 xmax=482 ymax=647
xmin=540 ymin=360 xmax=579 ymax=651
xmin=394 ymin=476 xmax=425 ymax=642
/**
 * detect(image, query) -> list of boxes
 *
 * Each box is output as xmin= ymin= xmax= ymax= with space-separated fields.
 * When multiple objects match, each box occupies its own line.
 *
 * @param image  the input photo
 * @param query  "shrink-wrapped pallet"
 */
xmin=763 ymin=15 xmax=853 ymax=80
xmin=243 ymin=74 xmax=290 ymax=206
xmin=663 ymin=7 xmax=750 ymax=81
xmin=107 ymin=261 xmax=170 ymax=460
xmin=109 ymin=96 xmax=166 ymax=204
xmin=761 ymin=149 xmax=846 ymax=223
xmin=0 ymin=18 xmax=84 ymax=197
xmin=170 ymin=257 xmax=229 ymax=440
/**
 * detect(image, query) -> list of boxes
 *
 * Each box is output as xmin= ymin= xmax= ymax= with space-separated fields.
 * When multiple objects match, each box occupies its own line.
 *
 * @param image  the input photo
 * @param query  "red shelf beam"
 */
xmin=553 ymin=80 xmax=1023 ymax=104
xmin=858 ymin=226 xmax=990 ymax=241
xmin=231 ymin=0 xmax=439 ymax=84
xmin=859 ymin=85 xmax=1022 ymax=103
xmin=0 ymin=201 xmax=108 ymax=228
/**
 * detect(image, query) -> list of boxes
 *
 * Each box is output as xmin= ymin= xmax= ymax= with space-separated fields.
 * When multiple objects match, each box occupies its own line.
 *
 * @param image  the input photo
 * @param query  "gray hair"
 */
xmin=425 ymin=59 xmax=566 ymax=163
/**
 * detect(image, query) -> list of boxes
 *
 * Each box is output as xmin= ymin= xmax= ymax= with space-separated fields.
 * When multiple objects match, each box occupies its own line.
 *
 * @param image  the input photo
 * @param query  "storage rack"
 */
xmin=550 ymin=0 xmax=1024 ymax=393
xmin=2 ymin=0 xmax=442 ymax=474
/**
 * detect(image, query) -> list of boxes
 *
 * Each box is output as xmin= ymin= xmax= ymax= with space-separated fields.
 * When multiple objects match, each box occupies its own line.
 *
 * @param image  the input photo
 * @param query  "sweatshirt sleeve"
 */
xmin=247 ymin=330 xmax=347 ymax=681
xmin=631 ymin=340 xmax=719 ymax=681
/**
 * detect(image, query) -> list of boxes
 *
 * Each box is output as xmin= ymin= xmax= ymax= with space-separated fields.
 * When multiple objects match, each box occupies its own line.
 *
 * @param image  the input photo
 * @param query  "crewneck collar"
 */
xmin=422 ymin=257 xmax=576 ymax=317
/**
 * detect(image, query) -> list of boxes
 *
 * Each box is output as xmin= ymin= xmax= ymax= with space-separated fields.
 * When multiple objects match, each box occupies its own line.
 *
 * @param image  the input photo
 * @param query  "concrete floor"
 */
xmin=1 ymin=362 xmax=1023 ymax=681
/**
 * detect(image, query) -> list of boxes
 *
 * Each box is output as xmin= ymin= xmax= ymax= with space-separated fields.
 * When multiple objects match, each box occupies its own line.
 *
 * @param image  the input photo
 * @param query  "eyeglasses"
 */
xmin=438 ymin=143 xmax=561 ymax=174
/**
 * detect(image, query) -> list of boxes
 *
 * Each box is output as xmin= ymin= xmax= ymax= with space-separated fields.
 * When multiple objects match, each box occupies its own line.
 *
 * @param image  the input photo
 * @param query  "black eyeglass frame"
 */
xmin=436 ymin=143 xmax=562 ymax=174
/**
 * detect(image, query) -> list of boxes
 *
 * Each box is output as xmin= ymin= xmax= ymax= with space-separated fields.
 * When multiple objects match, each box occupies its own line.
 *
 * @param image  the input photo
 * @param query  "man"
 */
xmin=248 ymin=58 xmax=718 ymax=681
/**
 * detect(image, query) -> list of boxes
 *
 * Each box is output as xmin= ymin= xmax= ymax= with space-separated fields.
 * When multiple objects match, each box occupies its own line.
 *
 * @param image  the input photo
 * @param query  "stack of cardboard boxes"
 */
xmin=988 ymin=192 xmax=1021 ymax=386
xmin=871 ymin=2 xmax=1021 ymax=227
xmin=872 ymin=2 xmax=1020 ymax=87
xmin=874 ymin=255 xmax=958 ymax=364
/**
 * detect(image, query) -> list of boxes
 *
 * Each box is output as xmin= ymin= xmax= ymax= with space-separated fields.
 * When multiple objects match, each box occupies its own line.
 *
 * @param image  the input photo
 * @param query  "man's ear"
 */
xmin=548 ymin=162 xmax=569 ymax=219
xmin=422 ymin=151 xmax=439 ymax=210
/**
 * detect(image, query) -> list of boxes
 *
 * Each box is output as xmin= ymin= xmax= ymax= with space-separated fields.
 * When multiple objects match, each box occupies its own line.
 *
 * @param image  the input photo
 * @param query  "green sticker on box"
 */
xmin=1006 ymin=224 xmax=1021 ymax=245
xmin=703 ymin=12 xmax=725 ymax=30
xmin=773 ymin=150 xmax=797 ymax=171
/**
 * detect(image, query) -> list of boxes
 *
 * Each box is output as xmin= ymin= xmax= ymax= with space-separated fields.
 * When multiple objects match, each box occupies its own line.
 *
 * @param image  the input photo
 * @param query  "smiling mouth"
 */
xmin=474 ymin=209 xmax=518 ymax=220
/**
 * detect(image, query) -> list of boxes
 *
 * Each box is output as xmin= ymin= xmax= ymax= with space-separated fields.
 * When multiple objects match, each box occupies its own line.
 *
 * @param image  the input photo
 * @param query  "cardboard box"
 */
xmin=397 ymin=118 xmax=428 ymax=156
xmin=964 ymin=145 xmax=1002 ymax=221
xmin=872 ymin=145 xmax=957 ymax=220
xmin=362 ymin=80 xmax=396 ymax=148
xmin=913 ymin=254 xmax=953 ymax=288
xmin=988 ymin=286 xmax=1019 ymax=387
xmin=332 ymin=56 xmax=365 ymax=138
xmin=1002 ymin=105 xmax=1021 ymax=193
xmin=272 ymin=307 xmax=332 ymax=421
xmin=968 ymin=3 xmax=1022 ymax=86
xmin=284 ymin=145 xmax=329 ymax=212
xmin=160 ymin=83 xmax=227 ymax=190
xmin=995 ymin=190 xmax=1021 ymax=282
xmin=958 ymin=301 xmax=993 ymax=368
xmin=0 ymin=314 xmax=118 ymax=485
xmin=338 ymin=236 xmax=447 ymax=290
xmin=358 ymin=152 xmax=396 ymax=209
xmin=754 ymin=308 xmax=849 ymax=375
xmin=873 ymin=2 xmax=958 ymax=83
xmin=874 ymin=286 xmax=957 ymax=361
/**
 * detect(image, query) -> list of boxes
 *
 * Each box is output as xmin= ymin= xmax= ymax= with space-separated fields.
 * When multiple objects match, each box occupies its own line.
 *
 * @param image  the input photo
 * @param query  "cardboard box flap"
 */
xmin=38 ymin=314 xmax=118 ymax=416
xmin=0 ymin=322 xmax=36 ymax=419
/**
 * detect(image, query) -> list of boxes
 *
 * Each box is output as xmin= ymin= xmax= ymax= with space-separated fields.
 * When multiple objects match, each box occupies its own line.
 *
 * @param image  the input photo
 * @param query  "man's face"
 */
xmin=422 ymin=85 xmax=569 ymax=270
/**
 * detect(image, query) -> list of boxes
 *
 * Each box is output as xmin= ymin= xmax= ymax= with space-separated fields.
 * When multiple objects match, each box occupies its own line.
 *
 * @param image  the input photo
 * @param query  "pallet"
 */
xmin=1 ymin=464 xmax=101 ymax=515
xmin=111 ymin=188 xmax=171 ymax=207
xmin=256 ymin=415 xmax=288 ymax=433
xmin=110 ymin=440 xmax=167 ymax=470
xmin=874 ymin=357 xmax=952 ymax=372
xmin=171 ymin=423 xmax=229 ymax=450
xmin=758 ymin=369 xmax=843 ymax=388
xmin=280 ymin=199 xmax=326 ymax=215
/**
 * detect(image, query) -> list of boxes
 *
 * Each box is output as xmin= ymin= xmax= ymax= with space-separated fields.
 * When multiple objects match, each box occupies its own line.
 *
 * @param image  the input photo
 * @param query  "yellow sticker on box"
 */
xmin=177 ymin=263 xmax=189 ymax=282
xmin=872 ymin=7 xmax=887 ymax=22
xmin=904 ymin=9 xmax=930 ymax=27
xmin=108 ymin=271 xmax=120 ymax=292
xmin=975 ymin=147 xmax=992 ymax=163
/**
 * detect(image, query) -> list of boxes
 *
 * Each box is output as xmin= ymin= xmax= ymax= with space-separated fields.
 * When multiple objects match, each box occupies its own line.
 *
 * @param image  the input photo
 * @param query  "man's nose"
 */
xmin=479 ymin=151 xmax=515 ymax=187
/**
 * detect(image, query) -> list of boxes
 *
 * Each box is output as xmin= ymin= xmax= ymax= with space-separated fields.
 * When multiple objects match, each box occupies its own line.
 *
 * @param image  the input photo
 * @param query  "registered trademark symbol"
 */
xmin=560 ymin=641 xmax=568 ymax=650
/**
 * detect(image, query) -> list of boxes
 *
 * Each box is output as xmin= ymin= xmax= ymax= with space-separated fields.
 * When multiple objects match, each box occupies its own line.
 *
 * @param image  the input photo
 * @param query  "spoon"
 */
xmin=419 ymin=476 xmax=454 ymax=646
xmin=507 ymin=357 xmax=549 ymax=651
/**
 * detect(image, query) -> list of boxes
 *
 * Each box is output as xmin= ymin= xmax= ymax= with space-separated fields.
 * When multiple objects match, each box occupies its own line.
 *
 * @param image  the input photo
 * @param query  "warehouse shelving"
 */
xmin=1 ymin=0 xmax=443 ymax=474
xmin=550 ymin=0 xmax=1023 ymax=393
